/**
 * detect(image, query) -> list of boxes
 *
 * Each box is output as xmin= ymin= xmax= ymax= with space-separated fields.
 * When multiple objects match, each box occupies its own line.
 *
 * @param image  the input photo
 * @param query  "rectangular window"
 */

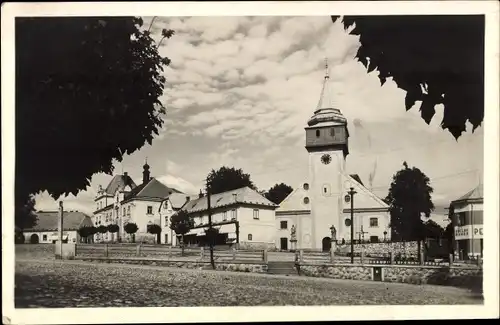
xmin=222 ymin=211 xmax=227 ymax=221
xmin=43 ymin=234 xmax=47 ymax=241
xmin=147 ymin=206 xmax=153 ymax=214
xmin=280 ymin=221 xmax=288 ymax=229
xmin=369 ymin=217 xmax=378 ymax=227
xmin=253 ymin=209 xmax=259 ymax=220
xmin=127 ymin=206 xmax=131 ymax=216
xmin=330 ymin=128 xmax=335 ymax=136
xmin=231 ymin=209 xmax=237 ymax=220
xmin=165 ymin=216 xmax=169 ymax=225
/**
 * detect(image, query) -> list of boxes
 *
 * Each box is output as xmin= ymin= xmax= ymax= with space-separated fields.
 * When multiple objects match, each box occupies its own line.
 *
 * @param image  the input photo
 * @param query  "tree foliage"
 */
xmin=107 ymin=224 xmax=119 ymax=233
xmin=264 ymin=183 xmax=294 ymax=205
xmin=78 ymin=225 xmax=97 ymax=243
xmin=15 ymin=17 xmax=174 ymax=219
xmin=124 ymin=222 xmax=138 ymax=235
xmin=97 ymin=225 xmax=108 ymax=234
xmin=147 ymin=224 xmax=162 ymax=234
xmin=15 ymin=194 xmax=38 ymax=230
xmin=206 ymin=166 xmax=258 ymax=195
xmin=385 ymin=162 xmax=435 ymax=242
xmin=331 ymin=15 xmax=484 ymax=139
xmin=170 ymin=210 xmax=194 ymax=236
xmin=422 ymin=220 xmax=444 ymax=239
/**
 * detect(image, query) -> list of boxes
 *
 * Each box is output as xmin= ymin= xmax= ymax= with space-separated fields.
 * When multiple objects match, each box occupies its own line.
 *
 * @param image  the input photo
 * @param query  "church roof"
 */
xmin=25 ymin=211 xmax=93 ymax=232
xmin=182 ymin=186 xmax=277 ymax=214
xmin=104 ymin=174 xmax=137 ymax=195
xmin=124 ymin=178 xmax=182 ymax=201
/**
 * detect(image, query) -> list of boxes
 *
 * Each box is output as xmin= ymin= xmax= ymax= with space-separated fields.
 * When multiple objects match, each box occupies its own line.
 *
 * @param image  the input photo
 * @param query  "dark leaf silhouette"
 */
xmin=331 ymin=15 xmax=484 ymax=139
xmin=15 ymin=17 xmax=174 ymax=224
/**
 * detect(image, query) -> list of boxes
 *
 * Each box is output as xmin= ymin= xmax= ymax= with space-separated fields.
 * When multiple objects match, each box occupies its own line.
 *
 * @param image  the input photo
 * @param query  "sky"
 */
xmin=35 ymin=16 xmax=484 ymax=215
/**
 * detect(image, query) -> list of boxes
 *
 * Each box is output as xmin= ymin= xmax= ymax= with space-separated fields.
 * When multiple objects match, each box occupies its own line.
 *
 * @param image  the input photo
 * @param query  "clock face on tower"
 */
xmin=321 ymin=154 xmax=332 ymax=165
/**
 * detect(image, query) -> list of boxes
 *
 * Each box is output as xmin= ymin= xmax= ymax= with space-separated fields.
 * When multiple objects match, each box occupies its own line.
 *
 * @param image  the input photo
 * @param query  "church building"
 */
xmin=275 ymin=61 xmax=391 ymax=251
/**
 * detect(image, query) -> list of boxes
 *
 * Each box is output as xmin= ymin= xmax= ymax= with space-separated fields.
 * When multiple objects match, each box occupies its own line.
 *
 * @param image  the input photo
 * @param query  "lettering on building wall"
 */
xmin=454 ymin=225 xmax=483 ymax=240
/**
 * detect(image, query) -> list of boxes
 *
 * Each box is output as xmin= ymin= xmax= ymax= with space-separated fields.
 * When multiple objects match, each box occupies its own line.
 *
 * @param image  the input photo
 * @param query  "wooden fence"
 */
xmin=298 ymin=250 xmax=455 ymax=267
xmin=75 ymin=244 xmax=266 ymax=263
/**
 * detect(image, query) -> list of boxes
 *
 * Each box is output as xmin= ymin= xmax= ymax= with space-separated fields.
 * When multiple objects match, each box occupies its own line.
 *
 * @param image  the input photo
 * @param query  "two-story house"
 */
xmin=178 ymin=186 xmax=278 ymax=250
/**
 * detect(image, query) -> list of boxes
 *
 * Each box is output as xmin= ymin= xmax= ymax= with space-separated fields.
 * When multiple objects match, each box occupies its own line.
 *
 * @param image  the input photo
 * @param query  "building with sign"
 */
xmin=275 ymin=61 xmax=391 ymax=251
xmin=450 ymin=184 xmax=483 ymax=260
xmin=22 ymin=210 xmax=93 ymax=244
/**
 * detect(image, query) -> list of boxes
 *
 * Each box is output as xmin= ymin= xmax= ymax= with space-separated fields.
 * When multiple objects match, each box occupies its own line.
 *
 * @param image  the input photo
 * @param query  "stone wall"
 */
xmin=336 ymin=241 xmax=419 ymax=256
xmin=238 ymin=241 xmax=276 ymax=251
xmin=298 ymin=263 xmax=482 ymax=292
xmin=77 ymin=256 xmax=268 ymax=273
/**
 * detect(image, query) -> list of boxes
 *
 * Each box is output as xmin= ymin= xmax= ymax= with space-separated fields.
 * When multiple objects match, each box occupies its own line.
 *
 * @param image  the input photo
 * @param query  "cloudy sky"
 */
xmin=35 ymin=16 xmax=484 ymax=214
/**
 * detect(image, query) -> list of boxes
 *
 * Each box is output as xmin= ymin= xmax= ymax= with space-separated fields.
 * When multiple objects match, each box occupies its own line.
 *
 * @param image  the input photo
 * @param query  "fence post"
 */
xmin=419 ymin=250 xmax=425 ymax=265
xmin=200 ymin=247 xmax=204 ymax=259
xmin=169 ymin=245 xmax=172 ymax=258
xmin=75 ymin=244 xmax=78 ymax=257
xmin=360 ymin=250 xmax=365 ymax=264
xmin=104 ymin=244 xmax=109 ymax=257
xmin=449 ymin=253 xmax=454 ymax=266
xmin=299 ymin=249 xmax=304 ymax=263
xmin=232 ymin=247 xmax=236 ymax=261
xmin=263 ymin=249 xmax=268 ymax=263
xmin=389 ymin=252 xmax=394 ymax=265
xmin=330 ymin=248 xmax=335 ymax=263
xmin=136 ymin=244 xmax=141 ymax=256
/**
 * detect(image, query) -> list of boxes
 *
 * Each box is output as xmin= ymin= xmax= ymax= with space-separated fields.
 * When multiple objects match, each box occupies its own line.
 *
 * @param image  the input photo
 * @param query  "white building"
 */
xmin=179 ymin=186 xmax=278 ymax=250
xmin=23 ymin=210 xmax=93 ymax=244
xmin=275 ymin=62 xmax=391 ymax=251
xmin=93 ymin=162 xmax=186 ymax=244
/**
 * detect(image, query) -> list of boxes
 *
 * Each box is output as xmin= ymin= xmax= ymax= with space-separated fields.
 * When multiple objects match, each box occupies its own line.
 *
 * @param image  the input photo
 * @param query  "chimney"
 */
xmin=199 ymin=190 xmax=204 ymax=198
xmin=124 ymin=172 xmax=128 ymax=177
xmin=185 ymin=196 xmax=190 ymax=202
xmin=232 ymin=193 xmax=237 ymax=202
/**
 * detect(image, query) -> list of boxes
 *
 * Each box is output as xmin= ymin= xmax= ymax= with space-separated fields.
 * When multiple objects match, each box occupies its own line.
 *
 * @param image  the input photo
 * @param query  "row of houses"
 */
xmin=19 ymin=64 xmax=484 ymax=259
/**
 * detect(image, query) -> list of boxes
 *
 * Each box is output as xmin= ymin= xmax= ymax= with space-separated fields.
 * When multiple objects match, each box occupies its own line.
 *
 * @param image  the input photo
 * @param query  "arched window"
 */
xmin=303 ymin=197 xmax=310 ymax=204
xmin=303 ymin=183 xmax=309 ymax=190
xmin=248 ymin=234 xmax=253 ymax=241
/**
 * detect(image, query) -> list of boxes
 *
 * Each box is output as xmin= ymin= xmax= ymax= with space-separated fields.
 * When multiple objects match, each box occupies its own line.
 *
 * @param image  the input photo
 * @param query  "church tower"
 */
xmin=305 ymin=59 xmax=349 ymax=250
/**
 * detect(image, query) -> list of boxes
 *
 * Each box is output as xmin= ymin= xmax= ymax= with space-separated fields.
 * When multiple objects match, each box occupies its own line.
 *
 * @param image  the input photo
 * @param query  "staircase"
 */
xmin=267 ymin=261 xmax=297 ymax=276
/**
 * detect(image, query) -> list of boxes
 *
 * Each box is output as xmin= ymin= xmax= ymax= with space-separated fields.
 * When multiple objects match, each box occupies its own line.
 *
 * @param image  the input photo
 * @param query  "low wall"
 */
xmin=298 ymin=263 xmax=482 ymax=292
xmin=336 ymin=241 xmax=419 ymax=256
xmin=238 ymin=241 xmax=276 ymax=251
xmin=76 ymin=256 xmax=268 ymax=273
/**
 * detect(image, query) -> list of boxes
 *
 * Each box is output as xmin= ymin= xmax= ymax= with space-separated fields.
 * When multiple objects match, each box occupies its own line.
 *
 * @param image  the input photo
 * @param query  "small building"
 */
xmin=158 ymin=192 xmax=196 ymax=245
xmin=179 ymin=186 xmax=278 ymax=250
xmin=450 ymin=184 xmax=483 ymax=260
xmin=22 ymin=211 xmax=93 ymax=244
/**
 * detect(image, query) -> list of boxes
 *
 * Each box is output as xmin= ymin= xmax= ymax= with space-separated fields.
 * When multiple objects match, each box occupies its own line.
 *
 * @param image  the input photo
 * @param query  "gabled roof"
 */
xmin=25 ymin=211 xmax=92 ymax=232
xmin=167 ymin=192 xmax=194 ymax=209
xmin=349 ymin=174 xmax=364 ymax=186
xmin=343 ymin=173 xmax=389 ymax=208
xmin=452 ymin=184 xmax=483 ymax=204
xmin=124 ymin=178 xmax=181 ymax=201
xmin=105 ymin=174 xmax=137 ymax=195
xmin=182 ymin=186 xmax=277 ymax=214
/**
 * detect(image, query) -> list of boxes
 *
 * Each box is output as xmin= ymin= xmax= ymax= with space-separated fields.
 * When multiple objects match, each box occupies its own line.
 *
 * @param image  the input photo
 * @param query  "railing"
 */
xmin=75 ymin=244 xmax=266 ymax=263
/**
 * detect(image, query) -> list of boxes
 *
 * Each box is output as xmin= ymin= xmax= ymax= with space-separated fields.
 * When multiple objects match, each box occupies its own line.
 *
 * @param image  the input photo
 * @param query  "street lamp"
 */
xmin=347 ymin=187 xmax=357 ymax=264
xmin=383 ymin=230 xmax=387 ymax=242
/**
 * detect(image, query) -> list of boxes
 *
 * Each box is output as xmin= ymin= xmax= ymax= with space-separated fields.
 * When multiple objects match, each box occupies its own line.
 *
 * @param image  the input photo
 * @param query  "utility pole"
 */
xmin=205 ymin=178 xmax=215 ymax=269
xmin=57 ymin=201 xmax=64 ymax=259
xmin=348 ymin=187 xmax=357 ymax=264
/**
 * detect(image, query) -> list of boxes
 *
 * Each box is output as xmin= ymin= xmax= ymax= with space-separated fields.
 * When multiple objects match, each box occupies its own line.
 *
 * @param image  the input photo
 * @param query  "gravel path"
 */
xmin=15 ymin=259 xmax=483 ymax=307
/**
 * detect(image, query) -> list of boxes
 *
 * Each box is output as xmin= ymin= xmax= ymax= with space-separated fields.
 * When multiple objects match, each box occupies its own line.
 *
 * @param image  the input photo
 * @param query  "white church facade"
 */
xmin=275 ymin=62 xmax=391 ymax=251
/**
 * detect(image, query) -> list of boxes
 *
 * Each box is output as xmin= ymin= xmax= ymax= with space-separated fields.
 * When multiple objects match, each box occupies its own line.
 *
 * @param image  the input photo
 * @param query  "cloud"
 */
xmin=157 ymin=174 xmax=199 ymax=194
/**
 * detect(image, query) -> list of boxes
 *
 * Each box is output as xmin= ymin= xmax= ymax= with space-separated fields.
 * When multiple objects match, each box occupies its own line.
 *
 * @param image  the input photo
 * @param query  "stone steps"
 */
xmin=267 ymin=261 xmax=297 ymax=276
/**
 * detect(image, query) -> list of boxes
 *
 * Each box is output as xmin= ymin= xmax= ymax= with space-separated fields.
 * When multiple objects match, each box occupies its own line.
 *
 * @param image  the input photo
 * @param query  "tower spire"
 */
xmin=316 ymin=57 xmax=334 ymax=111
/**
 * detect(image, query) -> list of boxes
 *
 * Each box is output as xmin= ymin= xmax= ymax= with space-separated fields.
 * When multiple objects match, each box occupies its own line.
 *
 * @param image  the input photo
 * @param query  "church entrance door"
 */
xmin=322 ymin=237 xmax=331 ymax=252
xmin=280 ymin=237 xmax=288 ymax=251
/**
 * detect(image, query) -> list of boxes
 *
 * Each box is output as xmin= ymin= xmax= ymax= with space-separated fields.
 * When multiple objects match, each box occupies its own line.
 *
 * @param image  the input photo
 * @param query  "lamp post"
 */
xmin=383 ymin=230 xmax=387 ymax=242
xmin=347 ymin=187 xmax=357 ymax=264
